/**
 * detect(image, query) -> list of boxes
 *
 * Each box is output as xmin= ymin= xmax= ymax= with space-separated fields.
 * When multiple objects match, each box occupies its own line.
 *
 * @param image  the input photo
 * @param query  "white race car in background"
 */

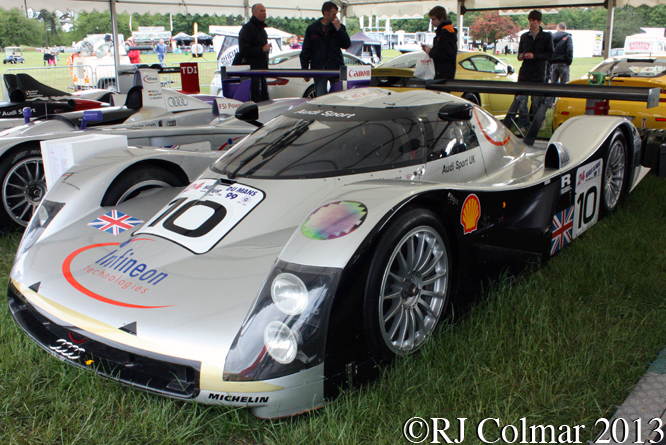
xmin=8 ymin=87 xmax=647 ymax=418
xmin=0 ymin=69 xmax=305 ymax=228
xmin=210 ymin=50 xmax=370 ymax=99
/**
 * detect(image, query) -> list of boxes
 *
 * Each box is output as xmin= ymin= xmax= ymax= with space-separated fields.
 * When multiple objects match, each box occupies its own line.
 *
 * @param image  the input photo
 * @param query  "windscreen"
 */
xmin=212 ymin=106 xmax=426 ymax=179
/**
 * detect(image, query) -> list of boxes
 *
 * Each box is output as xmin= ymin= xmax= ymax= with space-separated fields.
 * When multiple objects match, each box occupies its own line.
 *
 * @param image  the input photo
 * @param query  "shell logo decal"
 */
xmin=460 ymin=194 xmax=481 ymax=234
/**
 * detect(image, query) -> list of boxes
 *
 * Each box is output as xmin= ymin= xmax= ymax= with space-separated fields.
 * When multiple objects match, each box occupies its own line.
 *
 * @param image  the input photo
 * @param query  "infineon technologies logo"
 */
xmin=62 ymin=239 xmax=173 ymax=309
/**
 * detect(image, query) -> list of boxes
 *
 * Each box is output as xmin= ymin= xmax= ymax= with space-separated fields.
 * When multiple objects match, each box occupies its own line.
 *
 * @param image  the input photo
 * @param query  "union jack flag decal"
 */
xmin=88 ymin=210 xmax=143 ymax=236
xmin=551 ymin=206 xmax=574 ymax=256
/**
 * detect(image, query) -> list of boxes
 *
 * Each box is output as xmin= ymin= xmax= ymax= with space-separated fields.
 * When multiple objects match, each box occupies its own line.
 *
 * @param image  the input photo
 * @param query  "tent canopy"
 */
xmin=348 ymin=31 xmax=382 ymax=63
xmin=18 ymin=0 xmax=666 ymax=21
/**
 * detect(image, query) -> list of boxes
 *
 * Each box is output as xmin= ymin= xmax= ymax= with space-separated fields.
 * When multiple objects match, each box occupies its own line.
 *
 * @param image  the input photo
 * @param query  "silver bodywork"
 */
xmin=9 ymin=88 xmax=648 ymax=418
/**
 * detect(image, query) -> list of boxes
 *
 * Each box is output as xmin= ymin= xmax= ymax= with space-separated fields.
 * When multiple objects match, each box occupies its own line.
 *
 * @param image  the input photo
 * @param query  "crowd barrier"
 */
xmin=2 ymin=61 xmax=221 ymax=100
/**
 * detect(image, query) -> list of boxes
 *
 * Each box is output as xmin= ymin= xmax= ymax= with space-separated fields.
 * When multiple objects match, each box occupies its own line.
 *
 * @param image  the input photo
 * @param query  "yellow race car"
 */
xmin=553 ymin=54 xmax=666 ymax=130
xmin=372 ymin=50 xmax=518 ymax=116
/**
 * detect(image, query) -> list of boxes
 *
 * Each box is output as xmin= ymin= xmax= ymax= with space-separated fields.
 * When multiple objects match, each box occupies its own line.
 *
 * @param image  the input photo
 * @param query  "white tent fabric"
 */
xmin=21 ymin=0 xmax=322 ymax=18
xmin=345 ymin=0 xmax=666 ymax=17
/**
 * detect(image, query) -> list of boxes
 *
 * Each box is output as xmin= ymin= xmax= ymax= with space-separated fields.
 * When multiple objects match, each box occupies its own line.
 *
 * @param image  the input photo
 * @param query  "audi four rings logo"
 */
xmin=168 ymin=97 xmax=189 ymax=107
xmin=49 ymin=339 xmax=86 ymax=359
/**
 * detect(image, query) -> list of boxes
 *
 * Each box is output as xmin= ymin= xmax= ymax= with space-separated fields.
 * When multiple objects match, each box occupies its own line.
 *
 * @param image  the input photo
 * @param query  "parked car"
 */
xmin=210 ymin=49 xmax=370 ymax=99
xmin=373 ymin=50 xmax=518 ymax=116
xmin=610 ymin=48 xmax=624 ymax=57
xmin=0 ymin=70 xmax=305 ymax=229
xmin=553 ymin=54 xmax=666 ymax=130
xmin=8 ymin=87 xmax=647 ymax=419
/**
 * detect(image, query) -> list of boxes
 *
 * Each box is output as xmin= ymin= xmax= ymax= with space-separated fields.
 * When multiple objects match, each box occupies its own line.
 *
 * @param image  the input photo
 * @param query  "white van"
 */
xmin=624 ymin=29 xmax=666 ymax=55
xmin=210 ymin=25 xmax=290 ymax=67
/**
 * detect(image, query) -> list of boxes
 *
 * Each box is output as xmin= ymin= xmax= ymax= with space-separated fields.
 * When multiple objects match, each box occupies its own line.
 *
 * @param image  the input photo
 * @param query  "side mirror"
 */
xmin=438 ymin=102 xmax=473 ymax=121
xmin=235 ymin=101 xmax=262 ymax=127
xmin=507 ymin=65 xmax=515 ymax=75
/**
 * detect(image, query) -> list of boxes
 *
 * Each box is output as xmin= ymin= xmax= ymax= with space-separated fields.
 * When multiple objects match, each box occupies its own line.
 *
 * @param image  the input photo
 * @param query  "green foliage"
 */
xmin=469 ymin=11 xmax=520 ymax=46
xmin=0 ymin=8 xmax=43 ymax=47
xmin=69 ymin=11 xmax=131 ymax=42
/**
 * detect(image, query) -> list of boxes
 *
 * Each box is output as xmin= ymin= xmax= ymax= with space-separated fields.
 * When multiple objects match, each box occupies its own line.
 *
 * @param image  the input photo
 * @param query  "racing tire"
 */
xmin=304 ymin=85 xmax=316 ymax=100
xmin=601 ymin=129 xmax=628 ymax=215
xmin=0 ymin=146 xmax=45 ymax=229
xmin=101 ymin=164 xmax=183 ymax=207
xmin=462 ymin=93 xmax=480 ymax=106
xmin=363 ymin=209 xmax=451 ymax=363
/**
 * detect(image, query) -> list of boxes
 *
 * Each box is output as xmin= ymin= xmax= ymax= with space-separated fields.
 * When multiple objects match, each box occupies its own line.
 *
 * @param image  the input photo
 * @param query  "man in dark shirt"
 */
xmin=514 ymin=10 xmax=553 ymax=133
xmin=239 ymin=3 xmax=271 ymax=102
xmin=551 ymin=22 xmax=574 ymax=84
xmin=422 ymin=6 xmax=457 ymax=80
xmin=300 ymin=1 xmax=351 ymax=97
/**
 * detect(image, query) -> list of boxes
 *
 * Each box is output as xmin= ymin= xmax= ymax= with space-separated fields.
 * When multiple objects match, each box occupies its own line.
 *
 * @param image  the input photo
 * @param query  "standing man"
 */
xmin=155 ymin=39 xmax=167 ymax=65
xmin=551 ymin=22 xmax=574 ymax=84
xmin=513 ymin=10 xmax=553 ymax=134
xmin=422 ymin=6 xmax=457 ymax=80
xmin=300 ymin=1 xmax=351 ymax=98
xmin=239 ymin=3 xmax=270 ymax=102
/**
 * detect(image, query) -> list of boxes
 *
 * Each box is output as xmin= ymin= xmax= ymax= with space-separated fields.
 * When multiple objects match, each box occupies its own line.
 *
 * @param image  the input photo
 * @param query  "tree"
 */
xmin=37 ymin=9 xmax=60 ymax=46
xmin=0 ymin=8 xmax=43 ymax=47
xmin=469 ymin=11 xmax=519 ymax=49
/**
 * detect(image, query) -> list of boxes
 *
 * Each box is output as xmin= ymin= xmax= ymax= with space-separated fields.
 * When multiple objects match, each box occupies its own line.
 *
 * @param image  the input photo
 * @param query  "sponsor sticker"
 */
xmin=62 ymin=239 xmax=173 ymax=308
xmin=550 ymin=206 xmax=574 ymax=255
xmin=301 ymin=201 xmax=367 ymax=240
xmin=88 ymin=210 xmax=144 ymax=235
xmin=573 ymin=159 xmax=602 ymax=238
xmin=460 ymin=194 xmax=480 ymax=234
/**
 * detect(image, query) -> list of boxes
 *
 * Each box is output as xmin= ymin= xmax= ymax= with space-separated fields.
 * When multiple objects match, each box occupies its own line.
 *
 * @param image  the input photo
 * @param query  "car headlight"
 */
xmin=264 ymin=321 xmax=298 ymax=364
xmin=16 ymin=200 xmax=65 ymax=259
xmin=224 ymin=260 xmax=341 ymax=382
xmin=271 ymin=273 xmax=308 ymax=315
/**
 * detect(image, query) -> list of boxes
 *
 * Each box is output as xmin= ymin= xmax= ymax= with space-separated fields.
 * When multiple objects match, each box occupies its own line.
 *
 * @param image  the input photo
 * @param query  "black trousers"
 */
xmin=250 ymin=77 xmax=269 ymax=103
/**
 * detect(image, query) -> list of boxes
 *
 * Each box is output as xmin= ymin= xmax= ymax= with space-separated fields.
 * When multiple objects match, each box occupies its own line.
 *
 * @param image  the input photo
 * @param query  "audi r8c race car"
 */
xmin=0 ymin=68 xmax=305 ymax=229
xmin=8 ymin=87 xmax=649 ymax=419
xmin=0 ymin=73 xmax=114 ymax=129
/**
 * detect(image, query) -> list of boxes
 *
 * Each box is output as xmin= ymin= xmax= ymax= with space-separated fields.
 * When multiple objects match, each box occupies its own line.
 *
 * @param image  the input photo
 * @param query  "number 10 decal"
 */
xmin=573 ymin=159 xmax=602 ymax=238
xmin=136 ymin=180 xmax=265 ymax=254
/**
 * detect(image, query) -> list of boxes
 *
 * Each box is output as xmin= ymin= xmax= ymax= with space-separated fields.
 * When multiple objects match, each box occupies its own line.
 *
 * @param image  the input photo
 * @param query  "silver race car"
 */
xmin=0 ymin=68 xmax=305 ymax=228
xmin=8 ymin=87 xmax=647 ymax=419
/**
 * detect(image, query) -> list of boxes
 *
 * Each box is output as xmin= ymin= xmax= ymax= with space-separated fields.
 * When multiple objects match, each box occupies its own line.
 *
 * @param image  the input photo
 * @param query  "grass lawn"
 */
xmin=1 ymin=173 xmax=665 ymax=444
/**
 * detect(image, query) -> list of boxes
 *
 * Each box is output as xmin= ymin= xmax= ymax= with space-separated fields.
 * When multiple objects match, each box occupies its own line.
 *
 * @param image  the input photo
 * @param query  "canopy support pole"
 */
xmin=604 ymin=0 xmax=615 ymax=59
xmin=110 ymin=0 xmax=121 ymax=91
xmin=457 ymin=0 xmax=464 ymax=50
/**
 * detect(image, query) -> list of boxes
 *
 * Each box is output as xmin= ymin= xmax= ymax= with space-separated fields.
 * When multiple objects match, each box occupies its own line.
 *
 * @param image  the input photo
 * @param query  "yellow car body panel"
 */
xmin=372 ymin=51 xmax=518 ymax=116
xmin=553 ymin=54 xmax=666 ymax=130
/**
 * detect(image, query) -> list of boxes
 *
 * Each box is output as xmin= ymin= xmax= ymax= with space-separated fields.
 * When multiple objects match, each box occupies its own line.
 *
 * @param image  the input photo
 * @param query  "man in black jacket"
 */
xmin=551 ymin=22 xmax=574 ymax=84
xmin=300 ymin=1 xmax=351 ymax=97
xmin=514 ymin=10 xmax=554 ymax=133
xmin=422 ymin=6 xmax=457 ymax=80
xmin=239 ymin=3 xmax=270 ymax=102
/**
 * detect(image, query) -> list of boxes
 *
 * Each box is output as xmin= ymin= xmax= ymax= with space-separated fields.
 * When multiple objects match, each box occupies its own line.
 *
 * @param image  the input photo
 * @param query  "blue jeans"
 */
xmin=313 ymin=78 xmax=329 ymax=97
xmin=516 ymin=95 xmax=544 ymax=130
xmin=551 ymin=63 xmax=570 ymax=84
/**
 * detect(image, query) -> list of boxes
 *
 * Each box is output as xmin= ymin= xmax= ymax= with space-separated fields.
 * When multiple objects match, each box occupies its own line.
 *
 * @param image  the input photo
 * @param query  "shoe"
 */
xmin=513 ymin=126 xmax=527 ymax=137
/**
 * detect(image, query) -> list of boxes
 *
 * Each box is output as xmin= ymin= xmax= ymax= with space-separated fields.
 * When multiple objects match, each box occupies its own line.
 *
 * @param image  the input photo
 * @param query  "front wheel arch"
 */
xmin=101 ymin=160 xmax=189 ymax=207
